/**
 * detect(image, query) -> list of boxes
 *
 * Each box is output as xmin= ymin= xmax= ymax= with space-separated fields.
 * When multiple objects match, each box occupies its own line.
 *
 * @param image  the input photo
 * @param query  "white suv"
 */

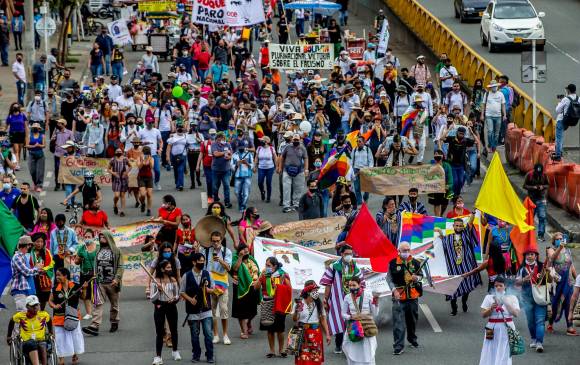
xmin=480 ymin=0 xmax=545 ymax=52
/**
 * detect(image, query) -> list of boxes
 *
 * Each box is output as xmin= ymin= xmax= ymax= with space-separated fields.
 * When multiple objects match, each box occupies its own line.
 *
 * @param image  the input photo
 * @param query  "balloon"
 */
xmin=172 ymin=86 xmax=183 ymax=98
xmin=299 ymin=121 xmax=312 ymax=133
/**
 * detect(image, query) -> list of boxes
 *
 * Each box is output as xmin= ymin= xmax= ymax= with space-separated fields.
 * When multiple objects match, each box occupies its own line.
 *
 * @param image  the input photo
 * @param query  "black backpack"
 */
xmin=563 ymin=96 xmax=580 ymax=130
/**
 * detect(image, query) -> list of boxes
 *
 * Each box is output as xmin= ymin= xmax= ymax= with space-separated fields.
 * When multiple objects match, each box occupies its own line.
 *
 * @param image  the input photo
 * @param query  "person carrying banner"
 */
xmin=320 ymin=244 xmax=365 ymax=354
xmin=387 ymin=242 xmax=423 ymax=355
xmin=398 ymin=187 xmax=427 ymax=215
xmin=436 ymin=214 xmax=482 ymax=316
xmin=376 ymin=196 xmax=401 ymax=247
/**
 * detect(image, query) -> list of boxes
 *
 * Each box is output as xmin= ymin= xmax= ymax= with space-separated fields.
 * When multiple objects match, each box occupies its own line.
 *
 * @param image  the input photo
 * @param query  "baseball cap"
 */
xmin=26 ymin=295 xmax=40 ymax=307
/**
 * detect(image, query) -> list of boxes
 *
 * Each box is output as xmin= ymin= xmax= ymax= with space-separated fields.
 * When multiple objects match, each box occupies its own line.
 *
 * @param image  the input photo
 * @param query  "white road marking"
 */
xmin=42 ymin=181 xmax=50 ymax=188
xmin=547 ymin=41 xmax=580 ymax=65
xmin=46 ymin=171 xmax=53 ymax=179
xmin=419 ymin=303 xmax=442 ymax=333
xmin=39 ymin=191 xmax=46 ymax=197
xmin=201 ymin=192 xmax=208 ymax=209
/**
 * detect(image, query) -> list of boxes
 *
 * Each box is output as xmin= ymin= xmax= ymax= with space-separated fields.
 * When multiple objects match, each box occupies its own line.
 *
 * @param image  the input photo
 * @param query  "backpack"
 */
xmin=563 ymin=96 xmax=580 ymax=129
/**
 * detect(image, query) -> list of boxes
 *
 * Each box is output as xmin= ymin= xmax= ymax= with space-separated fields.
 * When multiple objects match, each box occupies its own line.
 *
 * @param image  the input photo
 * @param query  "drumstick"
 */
xmin=139 ymin=261 xmax=167 ymax=296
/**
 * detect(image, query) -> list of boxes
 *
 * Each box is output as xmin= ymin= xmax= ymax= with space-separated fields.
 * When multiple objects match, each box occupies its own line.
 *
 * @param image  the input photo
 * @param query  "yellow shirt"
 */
xmin=12 ymin=311 xmax=51 ymax=342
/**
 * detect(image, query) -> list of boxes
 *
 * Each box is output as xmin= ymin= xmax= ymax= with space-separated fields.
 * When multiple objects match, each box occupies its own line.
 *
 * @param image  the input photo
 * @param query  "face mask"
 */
xmin=457 ymin=202 xmax=464 ymax=208
xmin=265 ymin=267 xmax=273 ymax=274
xmin=292 ymin=141 xmax=300 ymax=146
xmin=195 ymin=262 xmax=205 ymax=270
xmin=242 ymin=254 xmax=249 ymax=260
xmin=314 ymin=161 xmax=322 ymax=168
xmin=111 ymin=106 xmax=118 ymax=111
xmin=409 ymin=196 xmax=417 ymax=202
xmin=162 ymin=252 xmax=172 ymax=259
xmin=491 ymin=87 xmax=498 ymax=92
xmin=400 ymin=252 xmax=410 ymax=260
xmin=343 ymin=204 xmax=352 ymax=210
xmin=525 ymin=258 xmax=535 ymax=265
xmin=3 ymin=183 xmax=11 ymax=191
xmin=434 ymin=156 xmax=442 ymax=162
xmin=554 ymin=239 xmax=561 ymax=247
xmin=343 ymin=254 xmax=353 ymax=263
xmin=85 ymin=180 xmax=93 ymax=187
xmin=350 ymin=288 xmax=359 ymax=295
xmin=309 ymin=187 xmax=318 ymax=193
xmin=34 ymin=96 xmax=41 ymax=101
xmin=238 ymin=148 xmax=246 ymax=153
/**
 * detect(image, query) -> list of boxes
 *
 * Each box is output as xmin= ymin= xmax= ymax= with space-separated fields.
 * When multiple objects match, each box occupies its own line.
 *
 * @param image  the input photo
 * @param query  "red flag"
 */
xmin=345 ymin=203 xmax=398 ymax=272
xmin=509 ymin=197 xmax=537 ymax=267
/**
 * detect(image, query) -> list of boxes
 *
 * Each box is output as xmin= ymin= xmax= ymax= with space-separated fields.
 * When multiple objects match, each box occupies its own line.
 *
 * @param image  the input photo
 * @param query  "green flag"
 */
xmin=0 ymin=200 xmax=24 ymax=255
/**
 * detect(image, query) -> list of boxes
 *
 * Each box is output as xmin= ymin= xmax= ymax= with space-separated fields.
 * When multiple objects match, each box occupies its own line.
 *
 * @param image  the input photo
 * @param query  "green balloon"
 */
xmin=172 ymin=86 xmax=183 ymax=98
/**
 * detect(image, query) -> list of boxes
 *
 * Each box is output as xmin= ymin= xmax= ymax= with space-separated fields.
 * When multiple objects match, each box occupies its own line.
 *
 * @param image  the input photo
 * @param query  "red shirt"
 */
xmin=175 ymin=227 xmax=196 ymax=245
xmin=260 ymin=47 xmax=269 ymax=66
xmin=197 ymin=52 xmax=211 ymax=70
xmin=446 ymin=207 xmax=471 ymax=219
xmin=201 ymin=140 xmax=213 ymax=167
xmin=158 ymin=207 xmax=183 ymax=228
xmin=81 ymin=210 xmax=109 ymax=228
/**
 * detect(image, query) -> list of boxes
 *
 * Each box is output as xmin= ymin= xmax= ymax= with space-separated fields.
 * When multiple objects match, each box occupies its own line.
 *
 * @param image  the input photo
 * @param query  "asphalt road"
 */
xmin=1 ymin=2 xmax=579 ymax=364
xmin=416 ymin=0 xmax=580 ymax=150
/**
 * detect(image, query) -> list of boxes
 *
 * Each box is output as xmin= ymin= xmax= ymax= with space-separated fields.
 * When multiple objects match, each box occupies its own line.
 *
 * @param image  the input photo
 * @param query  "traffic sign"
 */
xmin=521 ymin=50 xmax=547 ymax=83
xmin=35 ymin=17 xmax=57 ymax=38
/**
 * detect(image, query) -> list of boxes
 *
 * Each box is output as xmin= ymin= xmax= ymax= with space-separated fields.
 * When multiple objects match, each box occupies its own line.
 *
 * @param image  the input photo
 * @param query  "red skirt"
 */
xmin=295 ymin=325 xmax=324 ymax=365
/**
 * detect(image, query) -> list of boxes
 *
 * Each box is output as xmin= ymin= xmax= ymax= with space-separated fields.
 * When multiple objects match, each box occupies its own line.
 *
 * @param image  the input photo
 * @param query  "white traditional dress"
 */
xmin=479 ymin=294 xmax=520 ymax=365
xmin=341 ymin=290 xmax=378 ymax=365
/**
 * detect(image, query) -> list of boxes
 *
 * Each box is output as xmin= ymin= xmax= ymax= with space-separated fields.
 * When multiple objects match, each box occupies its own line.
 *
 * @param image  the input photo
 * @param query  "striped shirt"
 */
xmin=376 ymin=210 xmax=401 ymax=247
xmin=11 ymin=252 xmax=38 ymax=292
xmin=441 ymin=225 xmax=482 ymax=300
xmin=398 ymin=200 xmax=427 ymax=215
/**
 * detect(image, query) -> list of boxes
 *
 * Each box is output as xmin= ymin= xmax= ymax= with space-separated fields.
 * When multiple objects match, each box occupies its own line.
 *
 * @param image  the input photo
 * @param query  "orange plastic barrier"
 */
xmin=531 ymin=136 xmax=545 ymax=169
xmin=566 ymin=167 xmax=580 ymax=216
xmin=545 ymin=163 xmax=575 ymax=208
xmin=506 ymin=127 xmax=524 ymax=167
xmin=518 ymin=131 xmax=535 ymax=173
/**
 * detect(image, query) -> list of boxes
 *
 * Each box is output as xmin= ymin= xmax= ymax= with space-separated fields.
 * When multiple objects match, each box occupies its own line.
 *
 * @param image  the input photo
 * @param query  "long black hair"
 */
xmin=155 ymin=259 xmax=173 ymax=279
xmin=34 ymin=207 xmax=54 ymax=227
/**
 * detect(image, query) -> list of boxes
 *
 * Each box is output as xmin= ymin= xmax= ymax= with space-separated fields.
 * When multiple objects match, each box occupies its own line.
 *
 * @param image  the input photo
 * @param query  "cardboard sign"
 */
xmin=74 ymin=221 xmax=164 ymax=248
xmin=346 ymin=39 xmax=366 ymax=60
xmin=58 ymin=156 xmax=138 ymax=187
xmin=268 ymin=43 xmax=334 ymax=70
xmin=271 ymin=216 xmax=347 ymax=250
xmin=360 ymin=164 xmax=445 ymax=196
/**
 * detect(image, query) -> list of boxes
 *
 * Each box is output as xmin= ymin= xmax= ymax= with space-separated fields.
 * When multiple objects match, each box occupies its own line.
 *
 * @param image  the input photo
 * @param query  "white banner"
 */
xmin=225 ymin=0 xmax=265 ymax=26
xmin=253 ymin=238 xmax=462 ymax=297
xmin=191 ymin=0 xmax=226 ymax=26
xmin=377 ymin=19 xmax=390 ymax=55
xmin=268 ymin=43 xmax=335 ymax=70
xmin=107 ymin=19 xmax=132 ymax=46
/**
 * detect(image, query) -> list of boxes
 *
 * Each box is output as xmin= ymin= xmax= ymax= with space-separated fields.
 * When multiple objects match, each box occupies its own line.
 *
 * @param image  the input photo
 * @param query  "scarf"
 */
xmin=332 ymin=259 xmax=360 ymax=295
xmin=265 ymin=269 xmax=284 ymax=297
xmin=232 ymin=253 xmax=260 ymax=299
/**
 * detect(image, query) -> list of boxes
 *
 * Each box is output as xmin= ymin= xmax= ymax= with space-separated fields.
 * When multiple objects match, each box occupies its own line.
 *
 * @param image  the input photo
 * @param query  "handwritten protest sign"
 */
xmin=58 ymin=156 xmax=138 ymax=187
xmin=121 ymin=249 xmax=156 ymax=286
xmin=74 ymin=221 xmax=164 ymax=248
xmin=191 ymin=0 xmax=226 ymax=25
xmin=138 ymin=1 xmax=176 ymax=12
xmin=360 ymin=164 xmax=445 ymax=196
xmin=191 ymin=0 xmax=265 ymax=26
xmin=346 ymin=39 xmax=366 ymax=60
xmin=269 ymin=43 xmax=334 ymax=70
xmin=271 ymin=216 xmax=346 ymax=250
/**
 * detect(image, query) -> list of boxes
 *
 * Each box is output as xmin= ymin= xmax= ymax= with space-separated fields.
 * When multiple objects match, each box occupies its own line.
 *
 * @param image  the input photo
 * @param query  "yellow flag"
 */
xmin=474 ymin=152 xmax=534 ymax=232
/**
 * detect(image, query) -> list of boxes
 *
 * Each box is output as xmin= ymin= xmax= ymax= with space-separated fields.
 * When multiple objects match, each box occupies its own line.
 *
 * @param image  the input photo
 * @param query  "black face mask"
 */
xmin=252 ymin=213 xmax=260 ymax=220
xmin=195 ymin=262 xmax=205 ymax=270
xmin=434 ymin=155 xmax=442 ymax=162
xmin=343 ymin=204 xmax=351 ymax=210
xmin=292 ymin=141 xmax=300 ymax=146
xmin=242 ymin=254 xmax=249 ymax=260
xmin=309 ymin=188 xmax=318 ymax=193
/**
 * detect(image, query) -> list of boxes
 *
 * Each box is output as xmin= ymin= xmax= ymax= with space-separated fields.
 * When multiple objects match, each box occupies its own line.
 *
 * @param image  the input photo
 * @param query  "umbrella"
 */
xmin=284 ymin=0 xmax=341 ymax=16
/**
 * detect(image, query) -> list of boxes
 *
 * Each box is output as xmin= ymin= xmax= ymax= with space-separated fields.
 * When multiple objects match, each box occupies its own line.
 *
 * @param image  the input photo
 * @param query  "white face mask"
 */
xmin=400 ymin=252 xmax=410 ymax=260
xmin=343 ymin=254 xmax=353 ymax=263
xmin=525 ymin=259 xmax=535 ymax=265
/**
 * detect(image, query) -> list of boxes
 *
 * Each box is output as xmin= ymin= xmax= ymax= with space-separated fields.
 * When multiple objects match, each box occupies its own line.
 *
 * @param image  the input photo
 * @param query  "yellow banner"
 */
xmin=138 ymin=1 xmax=176 ymax=12
xmin=271 ymin=216 xmax=346 ymax=250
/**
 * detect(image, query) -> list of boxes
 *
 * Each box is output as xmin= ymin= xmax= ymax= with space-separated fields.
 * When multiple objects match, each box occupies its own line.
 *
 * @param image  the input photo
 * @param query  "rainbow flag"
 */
xmin=255 ymin=124 xmax=265 ymax=139
xmin=318 ymin=150 xmax=350 ymax=189
xmin=400 ymin=109 xmax=419 ymax=137
xmin=399 ymin=212 xmax=482 ymax=263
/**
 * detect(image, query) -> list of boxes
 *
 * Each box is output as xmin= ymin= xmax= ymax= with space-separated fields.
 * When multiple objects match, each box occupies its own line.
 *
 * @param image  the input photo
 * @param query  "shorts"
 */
xmin=428 ymin=193 xmax=448 ymax=206
xmin=9 ymin=131 xmax=25 ymax=144
xmin=138 ymin=176 xmax=153 ymax=189
xmin=22 ymin=339 xmax=46 ymax=355
xmin=211 ymin=290 xmax=229 ymax=319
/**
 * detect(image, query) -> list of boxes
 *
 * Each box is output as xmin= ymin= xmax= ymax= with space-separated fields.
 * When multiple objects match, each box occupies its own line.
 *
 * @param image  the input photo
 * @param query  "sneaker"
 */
xmin=207 ymin=359 xmax=215 ymax=364
xmin=409 ymin=342 xmax=419 ymax=348
xmin=172 ymin=351 xmax=182 ymax=361
xmin=212 ymin=335 xmax=220 ymax=344
xmin=152 ymin=356 xmax=163 ymax=365
xmin=547 ymin=324 xmax=554 ymax=333
xmin=191 ymin=358 xmax=200 ymax=363
xmin=393 ymin=349 xmax=404 ymax=355
xmin=333 ymin=347 xmax=342 ymax=354
xmin=207 ymin=197 xmax=214 ymax=204
xmin=82 ymin=314 xmax=92 ymax=320
xmin=530 ymin=340 xmax=537 ymax=348
xmin=283 ymin=207 xmax=293 ymax=213
xmin=82 ymin=326 xmax=99 ymax=336
xmin=225 ymin=203 xmax=233 ymax=209
xmin=146 ymin=209 xmax=152 ymax=216
xmin=223 ymin=335 xmax=231 ymax=345
xmin=109 ymin=323 xmax=119 ymax=333
xmin=536 ymin=343 xmax=544 ymax=353
xmin=155 ymin=183 xmax=162 ymax=191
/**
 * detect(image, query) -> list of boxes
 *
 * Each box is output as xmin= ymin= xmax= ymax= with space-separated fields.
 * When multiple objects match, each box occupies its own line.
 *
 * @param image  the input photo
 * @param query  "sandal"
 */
xmin=72 ymin=355 xmax=79 ymax=365
xmin=266 ymin=353 xmax=276 ymax=358
xmin=547 ymin=324 xmax=554 ymax=334
xmin=240 ymin=333 xmax=249 ymax=339
xmin=566 ymin=328 xmax=579 ymax=336
xmin=279 ymin=352 xmax=288 ymax=358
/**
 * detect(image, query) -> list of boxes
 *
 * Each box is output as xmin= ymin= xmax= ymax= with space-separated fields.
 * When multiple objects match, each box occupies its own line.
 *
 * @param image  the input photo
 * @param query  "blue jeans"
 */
xmin=171 ymin=154 xmax=186 ymax=189
xmin=441 ymin=87 xmax=452 ymax=101
xmin=353 ymin=174 xmax=369 ymax=203
xmin=522 ymin=289 xmax=547 ymax=344
xmin=198 ymin=69 xmax=208 ymax=81
xmin=296 ymin=19 xmax=304 ymax=36
xmin=104 ymin=54 xmax=111 ymax=75
xmin=234 ymin=176 xmax=252 ymax=211
xmin=152 ymin=155 xmax=161 ymax=184
xmin=90 ymin=64 xmax=103 ymax=79
xmin=111 ymin=62 xmax=123 ymax=82
xmin=203 ymin=166 xmax=213 ymax=198
xmin=64 ymin=184 xmax=75 ymax=204
xmin=555 ymin=119 xmax=564 ymax=158
xmin=257 ymin=167 xmax=275 ymax=200
xmin=160 ymin=131 xmax=171 ymax=166
xmin=189 ymin=317 xmax=213 ymax=361
xmin=451 ymin=164 xmax=465 ymax=197
xmin=485 ymin=116 xmax=502 ymax=150
xmin=212 ymin=170 xmax=231 ymax=204
xmin=339 ymin=10 xmax=348 ymax=26
xmin=0 ymin=44 xmax=8 ymax=65
xmin=533 ymin=198 xmax=547 ymax=237
xmin=466 ymin=149 xmax=477 ymax=185
xmin=341 ymin=120 xmax=350 ymax=134
xmin=16 ymin=80 xmax=25 ymax=105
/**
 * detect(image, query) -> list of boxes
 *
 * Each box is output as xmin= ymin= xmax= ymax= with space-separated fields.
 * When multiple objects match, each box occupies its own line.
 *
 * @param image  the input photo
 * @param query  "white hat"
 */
xmin=487 ymin=81 xmax=500 ymax=88
xmin=26 ymin=295 xmax=40 ymax=307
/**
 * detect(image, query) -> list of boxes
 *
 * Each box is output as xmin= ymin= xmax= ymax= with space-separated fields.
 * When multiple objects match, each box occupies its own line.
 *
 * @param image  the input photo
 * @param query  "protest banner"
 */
xmin=377 ymin=19 xmax=390 ymax=55
xmin=269 ymin=43 xmax=334 ymax=70
xmin=107 ymin=19 xmax=132 ymax=46
xmin=121 ymin=249 xmax=156 ymax=286
xmin=225 ymin=0 xmax=265 ymax=26
xmin=360 ymin=164 xmax=445 ymax=196
xmin=138 ymin=1 xmax=177 ymax=12
xmin=253 ymin=238 xmax=462 ymax=296
xmin=58 ymin=156 xmax=138 ymax=187
xmin=191 ymin=0 xmax=226 ymax=26
xmin=346 ymin=38 xmax=366 ymax=60
xmin=271 ymin=216 xmax=346 ymax=250
xmin=73 ymin=220 xmax=164 ymax=249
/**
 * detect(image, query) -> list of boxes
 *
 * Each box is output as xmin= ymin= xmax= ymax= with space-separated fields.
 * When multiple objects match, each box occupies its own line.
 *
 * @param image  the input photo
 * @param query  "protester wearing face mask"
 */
xmin=231 ymin=140 xmax=254 ymax=213
xmin=321 ymin=244 xmax=365 ymax=354
xmin=376 ymin=196 xmax=401 ymax=246
xmin=479 ymin=276 xmax=520 ymax=365
xmin=515 ymin=248 xmax=548 ymax=352
xmin=523 ymin=163 xmax=549 ymax=241
xmin=446 ymin=195 xmax=471 ymax=218
xmin=107 ymin=148 xmax=129 ymax=217
xmin=546 ymin=232 xmax=578 ymax=336
xmin=230 ymin=243 xmax=260 ymax=341
xmin=437 ymin=214 xmax=482 ymax=316
xmin=490 ymin=219 xmax=516 ymax=274
xmin=0 ymin=174 xmax=21 ymax=209
xmin=387 ymin=242 xmax=423 ymax=355
xmin=205 ymin=201 xmax=238 ymax=247
xmin=10 ymin=236 xmax=44 ymax=311
xmin=166 ymin=123 xmax=188 ymax=191
xmin=75 ymin=229 xmax=98 ymax=320
xmin=139 ymin=117 xmax=163 ymax=190
xmin=26 ymin=122 xmax=45 ymax=192
xmin=80 ymin=198 xmax=109 ymax=229
xmin=83 ymin=231 xmax=124 ymax=336
xmin=63 ymin=170 xmax=102 ymax=211
xmin=209 ymin=132 xmax=233 ymax=209
xmin=399 ymin=187 xmax=427 ymax=215
xmin=155 ymin=194 xmax=182 ymax=246
xmin=13 ymin=182 xmax=41 ymax=231
xmin=298 ymin=179 xmax=324 ymax=220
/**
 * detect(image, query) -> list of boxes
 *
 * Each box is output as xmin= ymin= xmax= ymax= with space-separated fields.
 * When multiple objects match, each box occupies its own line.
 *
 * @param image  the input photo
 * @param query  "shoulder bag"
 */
xmin=354 ymin=293 xmax=379 ymax=337
xmin=500 ymin=306 xmax=525 ymax=356
xmin=528 ymin=267 xmax=550 ymax=306
xmin=287 ymin=302 xmax=315 ymax=355
xmin=260 ymin=298 xmax=275 ymax=326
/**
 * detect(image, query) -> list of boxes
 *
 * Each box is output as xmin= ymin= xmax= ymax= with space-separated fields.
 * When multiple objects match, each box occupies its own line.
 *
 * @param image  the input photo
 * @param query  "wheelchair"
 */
xmin=9 ymin=334 xmax=57 ymax=365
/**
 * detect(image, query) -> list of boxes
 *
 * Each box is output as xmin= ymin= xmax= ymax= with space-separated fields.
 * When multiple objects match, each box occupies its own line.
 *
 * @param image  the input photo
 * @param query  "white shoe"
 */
xmin=172 ymin=351 xmax=182 ymax=361
xmin=152 ymin=356 xmax=163 ymax=365
xmin=536 ymin=343 xmax=544 ymax=353
xmin=82 ymin=314 xmax=92 ymax=320
xmin=530 ymin=340 xmax=537 ymax=348
xmin=155 ymin=183 xmax=162 ymax=191
xmin=223 ymin=335 xmax=231 ymax=345
xmin=212 ymin=335 xmax=220 ymax=344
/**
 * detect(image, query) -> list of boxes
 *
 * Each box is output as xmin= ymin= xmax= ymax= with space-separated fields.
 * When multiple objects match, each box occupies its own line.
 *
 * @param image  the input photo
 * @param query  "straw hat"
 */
xmin=257 ymin=220 xmax=273 ymax=233
xmin=194 ymin=216 xmax=226 ymax=248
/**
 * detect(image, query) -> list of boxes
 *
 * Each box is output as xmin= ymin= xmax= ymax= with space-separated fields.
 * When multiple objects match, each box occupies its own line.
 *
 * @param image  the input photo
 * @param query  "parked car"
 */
xmin=454 ymin=0 xmax=489 ymax=22
xmin=480 ymin=0 xmax=545 ymax=52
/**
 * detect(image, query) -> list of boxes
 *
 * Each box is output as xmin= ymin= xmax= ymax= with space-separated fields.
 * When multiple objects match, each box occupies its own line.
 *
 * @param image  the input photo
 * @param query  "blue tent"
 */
xmin=284 ymin=0 xmax=342 ymax=16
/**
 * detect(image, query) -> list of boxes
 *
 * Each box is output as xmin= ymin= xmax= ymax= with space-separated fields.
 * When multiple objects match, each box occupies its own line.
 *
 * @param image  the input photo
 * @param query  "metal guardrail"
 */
xmin=384 ymin=0 xmax=556 ymax=142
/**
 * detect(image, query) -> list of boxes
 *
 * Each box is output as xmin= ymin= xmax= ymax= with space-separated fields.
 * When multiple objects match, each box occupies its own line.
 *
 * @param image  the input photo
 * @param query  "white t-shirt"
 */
xmin=439 ymin=65 xmax=458 ymax=89
xmin=12 ymin=61 xmax=26 ymax=82
xmin=483 ymin=91 xmax=506 ymax=118
xmin=139 ymin=127 xmax=162 ymax=155
xmin=575 ymin=275 xmax=580 ymax=288
xmin=256 ymin=145 xmax=275 ymax=169
xmin=158 ymin=110 xmax=172 ymax=132
xmin=168 ymin=133 xmax=187 ymax=156
xmin=294 ymin=298 xmax=322 ymax=324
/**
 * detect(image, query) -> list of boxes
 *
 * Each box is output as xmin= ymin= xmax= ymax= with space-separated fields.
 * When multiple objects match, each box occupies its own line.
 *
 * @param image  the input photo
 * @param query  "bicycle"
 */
xmin=85 ymin=18 xmax=105 ymax=37
xmin=61 ymin=202 xmax=83 ymax=225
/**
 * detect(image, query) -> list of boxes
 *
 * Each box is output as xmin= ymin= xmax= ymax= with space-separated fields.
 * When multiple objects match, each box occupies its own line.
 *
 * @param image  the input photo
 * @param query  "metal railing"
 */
xmin=385 ymin=0 xmax=556 ymax=141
